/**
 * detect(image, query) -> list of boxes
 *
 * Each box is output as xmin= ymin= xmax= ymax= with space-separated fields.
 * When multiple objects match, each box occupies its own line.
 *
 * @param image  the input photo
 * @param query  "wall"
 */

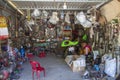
xmin=100 ymin=0 xmax=120 ymax=22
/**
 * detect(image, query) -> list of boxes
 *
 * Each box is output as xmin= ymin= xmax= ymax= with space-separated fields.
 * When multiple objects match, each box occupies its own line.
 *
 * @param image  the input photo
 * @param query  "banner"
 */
xmin=0 ymin=16 xmax=7 ymax=28
xmin=0 ymin=16 xmax=9 ymax=40
xmin=0 ymin=27 xmax=9 ymax=40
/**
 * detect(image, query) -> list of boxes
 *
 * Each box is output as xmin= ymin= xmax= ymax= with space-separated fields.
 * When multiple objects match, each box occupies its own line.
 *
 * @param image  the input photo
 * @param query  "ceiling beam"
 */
xmin=18 ymin=7 xmax=88 ymax=10
xmin=10 ymin=0 xmax=109 ymax=2
xmin=6 ymin=0 xmax=24 ymax=15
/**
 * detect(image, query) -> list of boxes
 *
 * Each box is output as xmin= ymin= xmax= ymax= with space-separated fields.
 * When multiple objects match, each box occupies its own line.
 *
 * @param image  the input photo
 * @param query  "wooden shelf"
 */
xmin=63 ymin=30 xmax=72 ymax=31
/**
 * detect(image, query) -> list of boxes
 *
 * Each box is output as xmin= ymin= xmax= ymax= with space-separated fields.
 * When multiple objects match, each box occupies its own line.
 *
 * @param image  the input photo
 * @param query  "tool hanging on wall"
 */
xmin=118 ymin=28 xmax=120 ymax=46
xmin=89 ymin=26 xmax=94 ymax=39
xmin=25 ymin=20 xmax=32 ymax=31
xmin=27 ymin=9 xmax=30 ymax=21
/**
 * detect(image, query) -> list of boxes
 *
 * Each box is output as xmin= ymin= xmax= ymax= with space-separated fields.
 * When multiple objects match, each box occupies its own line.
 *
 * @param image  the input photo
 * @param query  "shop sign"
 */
xmin=0 ymin=16 xmax=7 ymax=28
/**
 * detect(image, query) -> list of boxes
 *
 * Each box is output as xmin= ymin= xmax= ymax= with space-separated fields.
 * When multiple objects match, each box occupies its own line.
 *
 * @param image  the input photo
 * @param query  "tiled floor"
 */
xmin=18 ymin=54 xmax=82 ymax=80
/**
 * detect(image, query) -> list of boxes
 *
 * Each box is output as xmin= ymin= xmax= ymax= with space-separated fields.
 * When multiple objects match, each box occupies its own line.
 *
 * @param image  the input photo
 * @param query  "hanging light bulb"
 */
xmin=63 ymin=2 xmax=67 ymax=9
xmin=62 ymin=0 xmax=67 ymax=9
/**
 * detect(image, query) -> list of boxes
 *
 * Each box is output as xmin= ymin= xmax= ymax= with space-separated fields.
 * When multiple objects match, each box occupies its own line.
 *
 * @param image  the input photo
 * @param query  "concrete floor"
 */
xmin=18 ymin=54 xmax=82 ymax=80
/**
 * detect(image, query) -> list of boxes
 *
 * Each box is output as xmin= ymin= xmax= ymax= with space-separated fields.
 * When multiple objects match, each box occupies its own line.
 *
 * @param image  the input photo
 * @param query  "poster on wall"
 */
xmin=0 ymin=16 xmax=9 ymax=40
xmin=0 ymin=16 xmax=7 ymax=27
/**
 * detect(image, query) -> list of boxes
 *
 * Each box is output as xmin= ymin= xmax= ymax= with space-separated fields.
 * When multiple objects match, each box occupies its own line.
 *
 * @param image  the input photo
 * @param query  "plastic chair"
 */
xmin=27 ymin=53 xmax=34 ymax=59
xmin=30 ymin=61 xmax=45 ymax=80
xmin=39 ymin=51 xmax=46 ymax=58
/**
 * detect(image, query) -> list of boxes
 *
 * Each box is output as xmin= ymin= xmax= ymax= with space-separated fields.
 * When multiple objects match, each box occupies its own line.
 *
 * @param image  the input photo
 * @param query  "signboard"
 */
xmin=0 ymin=16 xmax=7 ymax=27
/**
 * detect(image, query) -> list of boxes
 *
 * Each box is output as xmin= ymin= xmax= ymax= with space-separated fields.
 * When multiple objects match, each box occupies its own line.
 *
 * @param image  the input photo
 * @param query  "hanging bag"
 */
xmin=105 ymin=58 xmax=116 ymax=77
xmin=49 ymin=12 xmax=59 ymax=24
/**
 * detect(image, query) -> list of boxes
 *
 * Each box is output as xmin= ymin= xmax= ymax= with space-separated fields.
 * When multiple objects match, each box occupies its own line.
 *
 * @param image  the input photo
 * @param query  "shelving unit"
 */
xmin=63 ymin=26 xmax=72 ymax=40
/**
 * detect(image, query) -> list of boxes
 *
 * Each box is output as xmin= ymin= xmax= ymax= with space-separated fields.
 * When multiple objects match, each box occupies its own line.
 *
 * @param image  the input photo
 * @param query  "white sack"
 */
xmin=65 ymin=13 xmax=70 ymax=24
xmin=32 ymin=9 xmax=40 ymax=17
xmin=81 ymin=20 xmax=92 ymax=28
xmin=102 ymin=54 xmax=112 ymax=63
xmin=49 ymin=12 xmax=59 ymax=24
xmin=76 ymin=11 xmax=86 ymax=24
xmin=28 ymin=19 xmax=35 ymax=25
xmin=77 ymin=55 xmax=86 ymax=67
xmin=41 ymin=10 xmax=48 ymax=19
xmin=105 ymin=58 xmax=116 ymax=77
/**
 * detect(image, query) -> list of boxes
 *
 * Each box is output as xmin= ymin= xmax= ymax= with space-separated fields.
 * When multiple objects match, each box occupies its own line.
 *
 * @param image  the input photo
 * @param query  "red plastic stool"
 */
xmin=39 ymin=52 xmax=46 ymax=58
xmin=27 ymin=53 xmax=34 ymax=59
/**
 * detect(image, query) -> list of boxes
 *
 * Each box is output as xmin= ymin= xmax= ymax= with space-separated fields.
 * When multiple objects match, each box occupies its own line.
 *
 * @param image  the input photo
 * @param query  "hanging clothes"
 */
xmin=19 ymin=46 xmax=25 ymax=58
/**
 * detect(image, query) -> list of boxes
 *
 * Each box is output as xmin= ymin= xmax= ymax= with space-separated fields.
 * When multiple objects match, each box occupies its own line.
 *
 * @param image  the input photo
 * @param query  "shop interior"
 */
xmin=0 ymin=0 xmax=120 ymax=80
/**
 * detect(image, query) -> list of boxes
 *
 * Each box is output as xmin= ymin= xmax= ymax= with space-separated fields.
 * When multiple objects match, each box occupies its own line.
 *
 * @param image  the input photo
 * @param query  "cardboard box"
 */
xmin=65 ymin=55 xmax=86 ymax=72
xmin=71 ymin=60 xmax=85 ymax=72
xmin=73 ymin=55 xmax=80 ymax=60
xmin=65 ymin=55 xmax=73 ymax=67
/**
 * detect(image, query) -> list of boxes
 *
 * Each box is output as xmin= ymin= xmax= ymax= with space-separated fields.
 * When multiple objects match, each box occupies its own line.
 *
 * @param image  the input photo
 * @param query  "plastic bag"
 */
xmin=60 ymin=11 xmax=64 ymax=20
xmin=81 ymin=20 xmax=92 ymax=28
xmin=102 ymin=54 xmax=112 ymax=63
xmin=76 ymin=11 xmax=86 ymax=24
xmin=105 ymin=58 xmax=116 ymax=77
xmin=65 ymin=12 xmax=70 ymax=24
xmin=82 ymin=34 xmax=87 ymax=41
xmin=49 ymin=12 xmax=59 ymax=24
xmin=93 ymin=51 xmax=99 ymax=60
xmin=31 ymin=9 xmax=40 ymax=17
xmin=28 ymin=19 xmax=34 ymax=25
xmin=41 ymin=10 xmax=48 ymax=19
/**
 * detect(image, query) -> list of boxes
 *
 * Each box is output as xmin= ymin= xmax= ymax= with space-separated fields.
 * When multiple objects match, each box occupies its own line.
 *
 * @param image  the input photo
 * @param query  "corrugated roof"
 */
xmin=7 ymin=0 xmax=110 ymax=10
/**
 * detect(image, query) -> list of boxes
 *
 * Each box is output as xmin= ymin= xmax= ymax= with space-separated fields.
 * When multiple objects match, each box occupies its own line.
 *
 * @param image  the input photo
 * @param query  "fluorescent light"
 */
xmin=17 ymin=9 xmax=24 ymax=15
xmin=7 ymin=0 xmax=24 ymax=15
